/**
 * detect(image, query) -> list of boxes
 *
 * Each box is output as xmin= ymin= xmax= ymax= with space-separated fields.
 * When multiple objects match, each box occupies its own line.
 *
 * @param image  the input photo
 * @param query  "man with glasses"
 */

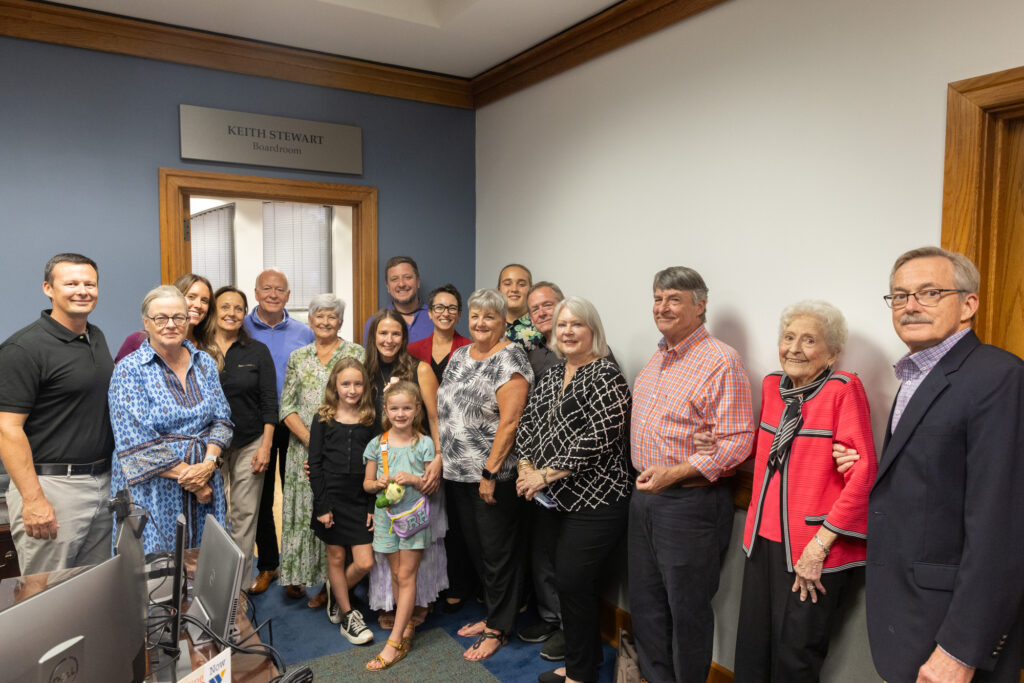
xmin=244 ymin=268 xmax=314 ymax=594
xmin=0 ymin=253 xmax=115 ymax=573
xmin=362 ymin=256 xmax=433 ymax=345
xmin=838 ymin=246 xmax=1024 ymax=683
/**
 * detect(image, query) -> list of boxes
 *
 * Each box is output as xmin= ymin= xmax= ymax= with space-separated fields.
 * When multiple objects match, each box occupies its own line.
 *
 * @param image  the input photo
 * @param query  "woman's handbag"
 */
xmin=380 ymin=430 xmax=430 ymax=538
xmin=614 ymin=628 xmax=641 ymax=683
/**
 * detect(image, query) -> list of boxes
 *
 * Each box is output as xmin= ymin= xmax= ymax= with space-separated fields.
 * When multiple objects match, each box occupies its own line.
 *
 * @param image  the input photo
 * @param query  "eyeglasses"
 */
xmin=430 ymin=305 xmax=460 ymax=315
xmin=146 ymin=314 xmax=188 ymax=328
xmin=883 ymin=289 xmax=965 ymax=309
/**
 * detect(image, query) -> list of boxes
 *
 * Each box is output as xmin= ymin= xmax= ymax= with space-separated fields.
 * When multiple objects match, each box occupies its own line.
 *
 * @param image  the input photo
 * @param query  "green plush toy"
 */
xmin=375 ymin=481 xmax=405 ymax=508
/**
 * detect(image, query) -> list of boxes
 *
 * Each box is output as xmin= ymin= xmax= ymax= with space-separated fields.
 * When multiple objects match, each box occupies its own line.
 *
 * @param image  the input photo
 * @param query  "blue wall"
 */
xmin=0 ymin=36 xmax=475 ymax=347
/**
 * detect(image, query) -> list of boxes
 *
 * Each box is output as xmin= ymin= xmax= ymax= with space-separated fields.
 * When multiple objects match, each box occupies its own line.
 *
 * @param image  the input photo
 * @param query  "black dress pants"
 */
xmin=628 ymin=484 xmax=733 ymax=683
xmin=733 ymin=538 xmax=852 ymax=683
xmin=253 ymin=422 xmax=290 ymax=572
xmin=552 ymin=497 xmax=629 ymax=682
xmin=446 ymin=478 xmax=523 ymax=633
xmin=444 ymin=480 xmax=481 ymax=601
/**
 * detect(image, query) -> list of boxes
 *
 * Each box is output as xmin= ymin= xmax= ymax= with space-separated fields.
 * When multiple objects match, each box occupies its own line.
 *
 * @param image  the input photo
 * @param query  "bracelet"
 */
xmin=811 ymin=534 xmax=830 ymax=556
xmin=518 ymin=458 xmax=532 ymax=472
xmin=541 ymin=467 xmax=549 ymax=484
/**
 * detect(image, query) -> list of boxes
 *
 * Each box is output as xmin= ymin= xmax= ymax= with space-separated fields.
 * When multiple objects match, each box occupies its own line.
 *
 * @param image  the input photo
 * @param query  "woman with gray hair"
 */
xmin=278 ymin=293 xmax=364 ymax=607
xmin=515 ymin=297 xmax=632 ymax=683
xmin=711 ymin=299 xmax=878 ymax=682
xmin=108 ymin=285 xmax=232 ymax=553
xmin=437 ymin=288 xmax=533 ymax=662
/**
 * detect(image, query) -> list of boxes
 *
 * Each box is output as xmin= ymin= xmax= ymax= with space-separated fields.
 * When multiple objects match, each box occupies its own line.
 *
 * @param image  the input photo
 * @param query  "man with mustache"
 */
xmin=838 ymin=246 xmax=1024 ymax=683
xmin=0 ymin=253 xmax=115 ymax=573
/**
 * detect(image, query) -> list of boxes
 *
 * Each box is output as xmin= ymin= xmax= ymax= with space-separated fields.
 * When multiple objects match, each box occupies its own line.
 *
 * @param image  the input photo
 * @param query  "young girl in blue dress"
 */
xmin=362 ymin=380 xmax=434 ymax=671
xmin=308 ymin=358 xmax=376 ymax=645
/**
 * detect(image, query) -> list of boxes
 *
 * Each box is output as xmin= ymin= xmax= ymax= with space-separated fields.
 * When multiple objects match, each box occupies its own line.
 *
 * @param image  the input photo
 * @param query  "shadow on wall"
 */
xmin=842 ymin=330 xmax=899 ymax=448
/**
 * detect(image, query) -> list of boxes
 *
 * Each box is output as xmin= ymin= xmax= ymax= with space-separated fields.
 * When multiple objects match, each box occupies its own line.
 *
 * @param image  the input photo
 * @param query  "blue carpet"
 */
xmin=247 ymin=579 xmax=617 ymax=682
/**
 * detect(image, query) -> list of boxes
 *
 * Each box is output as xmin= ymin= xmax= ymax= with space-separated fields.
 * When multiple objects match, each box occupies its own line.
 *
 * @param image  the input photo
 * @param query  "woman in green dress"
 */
xmin=278 ymin=294 xmax=365 ymax=605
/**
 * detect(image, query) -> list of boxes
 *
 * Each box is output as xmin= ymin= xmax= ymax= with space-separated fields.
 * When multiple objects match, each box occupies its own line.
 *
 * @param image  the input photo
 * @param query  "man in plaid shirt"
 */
xmin=628 ymin=266 xmax=754 ymax=683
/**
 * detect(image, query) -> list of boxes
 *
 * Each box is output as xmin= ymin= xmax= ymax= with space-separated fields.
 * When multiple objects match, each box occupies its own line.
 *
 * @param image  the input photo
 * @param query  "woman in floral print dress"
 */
xmin=277 ymin=294 xmax=364 ymax=602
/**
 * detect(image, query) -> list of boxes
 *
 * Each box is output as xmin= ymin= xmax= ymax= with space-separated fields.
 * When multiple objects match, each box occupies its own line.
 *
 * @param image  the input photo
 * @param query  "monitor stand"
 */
xmin=148 ymin=639 xmax=192 ymax=682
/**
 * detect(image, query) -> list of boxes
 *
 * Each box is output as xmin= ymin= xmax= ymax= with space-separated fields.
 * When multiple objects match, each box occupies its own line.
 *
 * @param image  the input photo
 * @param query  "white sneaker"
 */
xmin=328 ymin=602 xmax=341 ymax=624
xmin=340 ymin=609 xmax=373 ymax=645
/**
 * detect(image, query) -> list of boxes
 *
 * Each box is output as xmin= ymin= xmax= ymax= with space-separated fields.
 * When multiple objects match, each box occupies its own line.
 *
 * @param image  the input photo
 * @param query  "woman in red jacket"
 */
xmin=725 ymin=300 xmax=877 ymax=682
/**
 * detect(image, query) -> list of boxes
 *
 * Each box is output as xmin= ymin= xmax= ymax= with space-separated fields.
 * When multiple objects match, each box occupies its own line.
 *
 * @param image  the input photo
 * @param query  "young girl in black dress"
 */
xmin=308 ymin=357 xmax=376 ymax=645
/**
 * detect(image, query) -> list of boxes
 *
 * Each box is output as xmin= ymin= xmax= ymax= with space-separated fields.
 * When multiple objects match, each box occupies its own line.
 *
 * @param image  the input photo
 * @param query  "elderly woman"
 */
xmin=406 ymin=284 xmax=472 ymax=383
xmin=515 ymin=297 xmax=632 ymax=683
xmin=729 ymin=300 xmax=878 ymax=682
xmin=278 ymin=294 xmax=364 ymax=606
xmin=208 ymin=285 xmax=276 ymax=587
xmin=363 ymin=309 xmax=447 ymax=628
xmin=115 ymin=273 xmax=214 ymax=362
xmin=108 ymin=285 xmax=232 ymax=553
xmin=438 ymin=288 xmax=533 ymax=662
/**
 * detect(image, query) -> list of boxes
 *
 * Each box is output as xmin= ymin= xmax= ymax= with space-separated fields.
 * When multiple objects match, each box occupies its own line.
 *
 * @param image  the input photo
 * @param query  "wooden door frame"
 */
xmin=158 ymin=168 xmax=378 ymax=337
xmin=941 ymin=64 xmax=1024 ymax=344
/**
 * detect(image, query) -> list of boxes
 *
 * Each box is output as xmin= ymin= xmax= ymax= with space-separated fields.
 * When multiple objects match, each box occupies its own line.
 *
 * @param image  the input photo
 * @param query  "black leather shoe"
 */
xmin=538 ymin=669 xmax=565 ymax=683
xmin=518 ymin=620 xmax=559 ymax=643
xmin=540 ymin=629 xmax=566 ymax=661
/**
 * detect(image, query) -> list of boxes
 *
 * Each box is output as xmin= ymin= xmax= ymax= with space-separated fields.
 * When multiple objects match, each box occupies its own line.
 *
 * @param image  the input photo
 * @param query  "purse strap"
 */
xmin=380 ymin=429 xmax=390 ymax=480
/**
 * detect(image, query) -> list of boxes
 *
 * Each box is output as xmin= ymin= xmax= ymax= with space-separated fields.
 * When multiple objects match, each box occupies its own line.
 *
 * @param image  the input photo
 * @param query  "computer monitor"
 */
xmin=148 ymin=514 xmax=190 ymax=682
xmin=0 ymin=554 xmax=147 ymax=682
xmin=185 ymin=514 xmax=244 ymax=644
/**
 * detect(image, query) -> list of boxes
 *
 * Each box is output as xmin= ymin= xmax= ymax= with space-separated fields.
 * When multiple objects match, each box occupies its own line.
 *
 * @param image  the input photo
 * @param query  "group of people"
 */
xmin=0 ymin=247 xmax=1022 ymax=683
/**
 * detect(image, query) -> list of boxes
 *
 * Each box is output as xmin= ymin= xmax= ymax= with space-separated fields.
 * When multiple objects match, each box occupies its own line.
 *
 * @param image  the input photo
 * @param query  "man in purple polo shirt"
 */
xmin=243 ymin=268 xmax=314 ymax=594
xmin=362 ymin=256 xmax=433 ymax=345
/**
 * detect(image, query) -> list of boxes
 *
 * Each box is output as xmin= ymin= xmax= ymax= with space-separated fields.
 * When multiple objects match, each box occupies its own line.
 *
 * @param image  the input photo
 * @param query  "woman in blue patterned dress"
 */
xmin=108 ymin=285 xmax=232 ymax=554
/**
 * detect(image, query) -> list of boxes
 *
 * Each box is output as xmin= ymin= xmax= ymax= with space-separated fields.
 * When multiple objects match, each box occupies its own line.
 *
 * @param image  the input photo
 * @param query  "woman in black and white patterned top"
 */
xmin=515 ymin=296 xmax=631 ymax=683
xmin=437 ymin=288 xmax=533 ymax=662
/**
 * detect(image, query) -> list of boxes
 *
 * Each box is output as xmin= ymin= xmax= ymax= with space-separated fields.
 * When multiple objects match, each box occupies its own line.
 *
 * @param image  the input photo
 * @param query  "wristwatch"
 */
xmin=480 ymin=468 xmax=496 ymax=481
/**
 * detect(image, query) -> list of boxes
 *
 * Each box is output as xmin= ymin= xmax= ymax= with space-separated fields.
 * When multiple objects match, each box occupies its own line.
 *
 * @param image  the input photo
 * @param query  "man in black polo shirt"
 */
xmin=0 ymin=253 xmax=115 ymax=573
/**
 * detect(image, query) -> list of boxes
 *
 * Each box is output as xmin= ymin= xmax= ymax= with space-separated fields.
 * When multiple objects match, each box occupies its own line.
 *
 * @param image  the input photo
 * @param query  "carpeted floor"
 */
xmin=301 ymin=627 xmax=501 ymax=682
xmin=247 ymin=578 xmax=617 ymax=682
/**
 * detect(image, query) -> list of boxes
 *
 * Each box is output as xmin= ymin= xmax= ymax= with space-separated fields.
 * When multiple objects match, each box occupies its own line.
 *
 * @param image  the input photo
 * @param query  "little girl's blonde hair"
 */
xmin=317 ymin=357 xmax=375 ymax=426
xmin=380 ymin=380 xmax=427 ymax=435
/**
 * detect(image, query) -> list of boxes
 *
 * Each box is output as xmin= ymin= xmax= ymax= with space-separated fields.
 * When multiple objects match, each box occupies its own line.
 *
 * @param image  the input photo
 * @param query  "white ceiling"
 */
xmin=58 ymin=0 xmax=622 ymax=78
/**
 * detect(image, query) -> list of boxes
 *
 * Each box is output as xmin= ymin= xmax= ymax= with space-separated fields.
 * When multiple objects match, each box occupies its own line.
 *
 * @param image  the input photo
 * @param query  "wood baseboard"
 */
xmin=600 ymin=599 xmax=734 ymax=683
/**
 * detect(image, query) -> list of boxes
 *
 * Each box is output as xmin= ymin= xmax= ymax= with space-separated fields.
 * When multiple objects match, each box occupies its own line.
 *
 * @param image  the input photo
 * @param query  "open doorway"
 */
xmin=158 ymin=168 xmax=378 ymax=339
xmin=189 ymin=197 xmax=356 ymax=341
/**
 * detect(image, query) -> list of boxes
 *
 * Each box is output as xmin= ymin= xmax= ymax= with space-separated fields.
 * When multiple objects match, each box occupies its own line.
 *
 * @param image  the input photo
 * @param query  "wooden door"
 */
xmin=942 ymin=66 xmax=1024 ymax=359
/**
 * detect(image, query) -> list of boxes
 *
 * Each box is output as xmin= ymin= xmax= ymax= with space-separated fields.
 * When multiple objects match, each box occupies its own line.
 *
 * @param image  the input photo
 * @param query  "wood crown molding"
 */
xmin=471 ymin=0 xmax=730 ymax=107
xmin=2 ymin=0 xmax=727 ymax=110
xmin=0 ymin=0 xmax=473 ymax=108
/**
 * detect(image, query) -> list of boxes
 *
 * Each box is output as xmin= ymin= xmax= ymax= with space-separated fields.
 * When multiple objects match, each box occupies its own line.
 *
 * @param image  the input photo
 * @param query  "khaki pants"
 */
xmin=220 ymin=437 xmax=266 ymax=583
xmin=8 ymin=471 xmax=113 ymax=574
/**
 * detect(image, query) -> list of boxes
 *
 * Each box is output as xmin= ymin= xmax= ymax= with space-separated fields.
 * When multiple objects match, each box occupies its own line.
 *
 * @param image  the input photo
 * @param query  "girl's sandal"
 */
xmin=402 ymin=623 xmax=416 ymax=651
xmin=463 ymin=630 xmax=508 ymax=662
xmin=365 ymin=639 xmax=407 ymax=671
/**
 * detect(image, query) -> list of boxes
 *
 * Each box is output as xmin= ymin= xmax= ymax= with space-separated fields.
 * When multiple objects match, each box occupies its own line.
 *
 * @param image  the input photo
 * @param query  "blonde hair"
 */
xmin=318 ymin=358 xmax=375 ymax=426
xmin=380 ymin=380 xmax=426 ymax=435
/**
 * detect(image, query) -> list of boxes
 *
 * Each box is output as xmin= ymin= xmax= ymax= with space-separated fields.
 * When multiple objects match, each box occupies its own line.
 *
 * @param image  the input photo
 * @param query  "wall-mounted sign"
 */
xmin=179 ymin=104 xmax=362 ymax=174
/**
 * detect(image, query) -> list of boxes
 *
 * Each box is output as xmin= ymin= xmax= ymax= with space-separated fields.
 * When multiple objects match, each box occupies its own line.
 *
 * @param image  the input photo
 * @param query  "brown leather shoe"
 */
xmin=285 ymin=584 xmax=306 ymax=599
xmin=248 ymin=569 xmax=278 ymax=595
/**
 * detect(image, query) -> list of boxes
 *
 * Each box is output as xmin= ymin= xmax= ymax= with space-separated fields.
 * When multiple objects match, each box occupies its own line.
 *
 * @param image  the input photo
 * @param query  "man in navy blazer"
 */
xmin=839 ymin=247 xmax=1024 ymax=682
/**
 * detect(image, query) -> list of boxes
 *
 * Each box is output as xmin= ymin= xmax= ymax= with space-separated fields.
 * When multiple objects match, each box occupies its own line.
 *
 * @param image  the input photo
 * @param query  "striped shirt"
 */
xmin=630 ymin=325 xmax=754 ymax=480
xmin=891 ymin=327 xmax=970 ymax=432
